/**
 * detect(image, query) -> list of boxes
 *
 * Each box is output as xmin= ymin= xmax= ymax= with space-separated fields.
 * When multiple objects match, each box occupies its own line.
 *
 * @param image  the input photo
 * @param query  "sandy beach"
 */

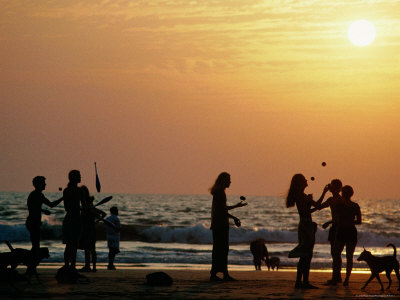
xmin=1 ymin=267 xmax=400 ymax=299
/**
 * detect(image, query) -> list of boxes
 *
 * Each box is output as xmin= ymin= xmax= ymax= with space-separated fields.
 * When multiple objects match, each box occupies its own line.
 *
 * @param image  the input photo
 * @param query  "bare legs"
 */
xmin=332 ymin=240 xmax=356 ymax=286
xmin=64 ymin=242 xmax=78 ymax=269
xmin=295 ymin=255 xmax=317 ymax=289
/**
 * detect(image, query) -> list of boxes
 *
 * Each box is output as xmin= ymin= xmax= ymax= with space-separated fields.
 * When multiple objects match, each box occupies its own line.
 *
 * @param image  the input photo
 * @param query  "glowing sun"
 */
xmin=348 ymin=20 xmax=376 ymax=47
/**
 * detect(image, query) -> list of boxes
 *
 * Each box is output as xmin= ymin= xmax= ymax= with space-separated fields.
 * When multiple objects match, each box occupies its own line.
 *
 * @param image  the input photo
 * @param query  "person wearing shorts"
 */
xmin=105 ymin=206 xmax=121 ymax=270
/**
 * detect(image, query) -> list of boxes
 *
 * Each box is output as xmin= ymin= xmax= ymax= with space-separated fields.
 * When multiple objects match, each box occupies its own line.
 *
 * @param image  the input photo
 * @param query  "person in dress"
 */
xmin=209 ymin=172 xmax=247 ymax=281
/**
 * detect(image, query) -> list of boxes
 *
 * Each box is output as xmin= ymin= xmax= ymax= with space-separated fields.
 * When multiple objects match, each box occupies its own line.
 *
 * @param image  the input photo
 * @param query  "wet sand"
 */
xmin=1 ymin=267 xmax=400 ymax=299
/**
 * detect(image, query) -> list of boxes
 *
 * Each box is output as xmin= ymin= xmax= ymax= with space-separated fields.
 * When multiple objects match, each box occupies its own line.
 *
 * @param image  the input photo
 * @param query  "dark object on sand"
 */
xmin=322 ymin=162 xmax=326 ymax=167
xmin=146 ymin=272 xmax=173 ymax=286
xmin=56 ymin=266 xmax=89 ymax=284
xmin=311 ymin=177 xmax=315 ymax=181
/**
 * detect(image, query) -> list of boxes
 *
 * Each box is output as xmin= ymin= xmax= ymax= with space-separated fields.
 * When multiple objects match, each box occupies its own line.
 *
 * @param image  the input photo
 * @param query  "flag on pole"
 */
xmin=95 ymin=162 xmax=101 ymax=192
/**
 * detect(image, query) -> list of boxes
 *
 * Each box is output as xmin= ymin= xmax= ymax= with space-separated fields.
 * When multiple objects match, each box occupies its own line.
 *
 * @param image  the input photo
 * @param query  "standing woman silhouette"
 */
xmin=209 ymin=172 xmax=247 ymax=281
xmin=286 ymin=173 xmax=328 ymax=289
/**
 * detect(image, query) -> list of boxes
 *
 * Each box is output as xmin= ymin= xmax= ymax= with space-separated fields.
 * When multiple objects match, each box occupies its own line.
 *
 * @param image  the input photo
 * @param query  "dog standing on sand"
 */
xmin=3 ymin=241 xmax=49 ymax=283
xmin=266 ymin=257 xmax=280 ymax=271
xmin=357 ymin=243 xmax=400 ymax=291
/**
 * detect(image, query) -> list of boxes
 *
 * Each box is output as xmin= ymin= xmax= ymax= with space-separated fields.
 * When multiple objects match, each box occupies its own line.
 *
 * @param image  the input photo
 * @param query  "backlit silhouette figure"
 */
xmin=105 ymin=206 xmax=121 ymax=270
xmin=79 ymin=186 xmax=106 ymax=272
xmin=333 ymin=185 xmax=361 ymax=286
xmin=318 ymin=179 xmax=344 ymax=285
xmin=250 ymin=239 xmax=268 ymax=270
xmin=209 ymin=172 xmax=247 ymax=281
xmin=286 ymin=173 xmax=328 ymax=289
xmin=62 ymin=170 xmax=83 ymax=270
xmin=26 ymin=176 xmax=63 ymax=251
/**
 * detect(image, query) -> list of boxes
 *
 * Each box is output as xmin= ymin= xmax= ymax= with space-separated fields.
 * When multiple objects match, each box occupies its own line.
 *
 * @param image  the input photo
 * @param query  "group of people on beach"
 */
xmin=25 ymin=170 xmax=121 ymax=272
xmin=26 ymin=169 xmax=361 ymax=287
xmin=209 ymin=171 xmax=362 ymax=289
xmin=286 ymin=174 xmax=361 ymax=289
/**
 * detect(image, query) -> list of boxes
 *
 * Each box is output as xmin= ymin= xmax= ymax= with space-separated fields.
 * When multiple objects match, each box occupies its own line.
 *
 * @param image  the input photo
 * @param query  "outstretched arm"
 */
xmin=312 ymin=185 xmax=330 ymax=209
xmin=315 ymin=197 xmax=331 ymax=211
xmin=44 ymin=196 xmax=63 ymax=208
xmin=227 ymin=202 xmax=247 ymax=210
xmin=317 ymin=185 xmax=330 ymax=204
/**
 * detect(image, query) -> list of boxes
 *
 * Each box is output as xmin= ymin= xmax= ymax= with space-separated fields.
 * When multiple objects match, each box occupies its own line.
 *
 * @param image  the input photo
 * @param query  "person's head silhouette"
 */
xmin=110 ymin=206 xmax=118 ymax=216
xmin=342 ymin=185 xmax=354 ymax=199
xmin=68 ymin=170 xmax=81 ymax=185
xmin=32 ymin=176 xmax=46 ymax=191
xmin=210 ymin=172 xmax=231 ymax=195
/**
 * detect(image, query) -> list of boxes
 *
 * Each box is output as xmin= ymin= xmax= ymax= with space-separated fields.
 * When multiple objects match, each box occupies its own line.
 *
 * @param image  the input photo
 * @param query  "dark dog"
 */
xmin=4 ymin=241 xmax=49 ymax=283
xmin=265 ymin=257 xmax=280 ymax=271
xmin=250 ymin=239 xmax=268 ymax=270
xmin=357 ymin=243 xmax=400 ymax=291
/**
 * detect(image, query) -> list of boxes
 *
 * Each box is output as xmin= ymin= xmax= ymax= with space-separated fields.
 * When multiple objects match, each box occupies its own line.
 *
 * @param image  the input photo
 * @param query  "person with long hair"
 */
xmin=286 ymin=173 xmax=329 ymax=289
xmin=209 ymin=172 xmax=247 ymax=281
xmin=79 ymin=185 xmax=106 ymax=272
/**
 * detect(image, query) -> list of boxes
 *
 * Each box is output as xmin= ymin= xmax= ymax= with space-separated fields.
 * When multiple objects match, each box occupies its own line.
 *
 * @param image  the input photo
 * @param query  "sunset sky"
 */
xmin=1 ymin=1 xmax=399 ymax=199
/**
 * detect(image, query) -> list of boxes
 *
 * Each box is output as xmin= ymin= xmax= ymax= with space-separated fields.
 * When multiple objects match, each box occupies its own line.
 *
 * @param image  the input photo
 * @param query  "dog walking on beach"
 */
xmin=357 ymin=243 xmax=400 ymax=291
xmin=266 ymin=257 xmax=280 ymax=271
xmin=2 ymin=241 xmax=49 ymax=283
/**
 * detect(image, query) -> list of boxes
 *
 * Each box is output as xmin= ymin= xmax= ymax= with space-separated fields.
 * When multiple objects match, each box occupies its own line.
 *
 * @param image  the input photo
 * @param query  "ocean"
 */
xmin=1 ymin=191 xmax=399 ymax=270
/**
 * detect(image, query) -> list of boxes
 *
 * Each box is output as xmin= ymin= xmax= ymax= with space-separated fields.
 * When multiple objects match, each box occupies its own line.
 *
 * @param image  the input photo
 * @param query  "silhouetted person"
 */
xmin=250 ymin=239 xmax=268 ymax=270
xmin=62 ymin=170 xmax=83 ymax=270
xmin=79 ymin=186 xmax=106 ymax=272
xmin=105 ymin=206 xmax=120 ymax=270
xmin=286 ymin=173 xmax=329 ymax=289
xmin=332 ymin=185 xmax=361 ymax=286
xmin=209 ymin=172 xmax=247 ymax=281
xmin=26 ymin=176 xmax=63 ymax=251
xmin=318 ymin=179 xmax=343 ymax=285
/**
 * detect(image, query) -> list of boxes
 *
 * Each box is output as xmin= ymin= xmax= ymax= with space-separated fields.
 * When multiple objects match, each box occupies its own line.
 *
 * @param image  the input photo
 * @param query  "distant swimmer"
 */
xmin=26 ymin=176 xmax=63 ymax=251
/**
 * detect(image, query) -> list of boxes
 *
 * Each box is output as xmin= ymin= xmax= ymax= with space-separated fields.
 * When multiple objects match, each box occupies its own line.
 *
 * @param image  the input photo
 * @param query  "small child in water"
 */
xmin=105 ymin=206 xmax=121 ymax=270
